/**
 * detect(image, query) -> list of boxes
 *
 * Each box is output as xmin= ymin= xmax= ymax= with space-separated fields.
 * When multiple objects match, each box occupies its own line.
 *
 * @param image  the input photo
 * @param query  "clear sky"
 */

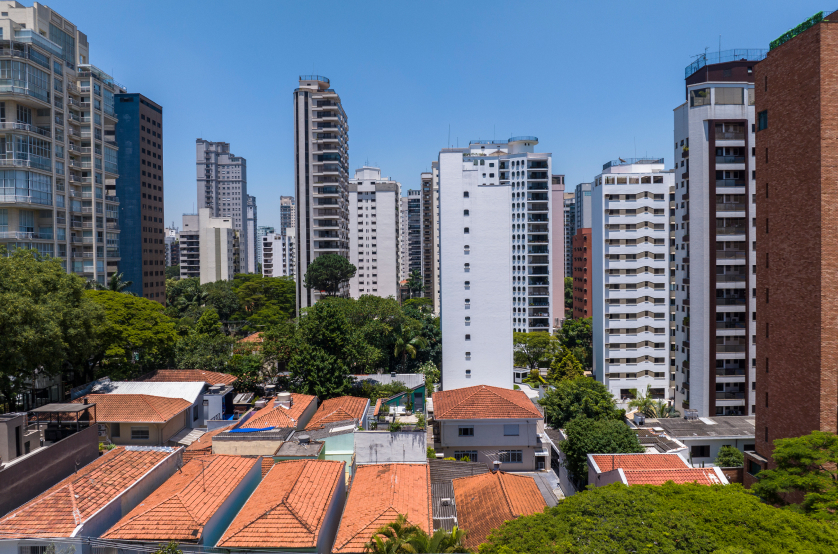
xmin=43 ymin=0 xmax=824 ymax=230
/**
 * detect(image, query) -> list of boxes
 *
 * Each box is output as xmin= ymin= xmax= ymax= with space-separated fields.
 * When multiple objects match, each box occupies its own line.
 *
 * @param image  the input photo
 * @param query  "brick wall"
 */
xmin=749 ymin=18 xmax=838 ymax=485
xmin=572 ymin=228 xmax=592 ymax=319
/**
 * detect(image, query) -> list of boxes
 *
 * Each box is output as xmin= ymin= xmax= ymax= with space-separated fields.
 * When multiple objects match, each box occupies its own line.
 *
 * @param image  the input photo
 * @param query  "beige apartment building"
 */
xmin=294 ymin=75 xmax=349 ymax=311
xmin=0 ymin=2 xmax=123 ymax=285
xmin=181 ymin=208 xmax=238 ymax=283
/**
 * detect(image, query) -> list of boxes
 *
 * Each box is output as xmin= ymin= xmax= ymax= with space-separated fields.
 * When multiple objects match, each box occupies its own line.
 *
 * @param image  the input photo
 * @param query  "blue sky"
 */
xmin=45 ymin=0 xmax=824 ymax=230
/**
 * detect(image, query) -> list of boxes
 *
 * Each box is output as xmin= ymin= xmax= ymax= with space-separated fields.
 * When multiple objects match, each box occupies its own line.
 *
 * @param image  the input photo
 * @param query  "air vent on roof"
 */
xmin=298 ymin=434 xmax=311 ymax=444
xmin=441 ymin=498 xmax=451 ymax=506
xmin=275 ymin=392 xmax=292 ymax=409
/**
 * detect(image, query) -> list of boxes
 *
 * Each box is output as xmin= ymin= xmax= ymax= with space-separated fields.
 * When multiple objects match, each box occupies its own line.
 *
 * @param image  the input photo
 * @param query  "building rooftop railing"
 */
xmin=684 ymin=49 xmax=768 ymax=79
xmin=300 ymin=74 xmax=330 ymax=84
xmin=508 ymin=136 xmax=539 ymax=142
xmin=603 ymin=158 xmax=665 ymax=170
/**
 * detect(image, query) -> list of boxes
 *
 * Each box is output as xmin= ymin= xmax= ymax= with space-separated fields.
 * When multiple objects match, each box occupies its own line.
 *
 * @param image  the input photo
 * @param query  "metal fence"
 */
xmin=684 ymin=49 xmax=768 ymax=79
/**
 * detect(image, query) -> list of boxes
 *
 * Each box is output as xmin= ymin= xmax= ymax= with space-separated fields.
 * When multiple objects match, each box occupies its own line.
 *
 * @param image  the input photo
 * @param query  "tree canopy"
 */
xmin=303 ymin=253 xmax=356 ymax=296
xmin=513 ymin=332 xmax=559 ymax=370
xmin=479 ymin=483 xmax=838 ymax=554
xmin=556 ymin=317 xmax=592 ymax=370
xmin=538 ymin=376 xmax=622 ymax=428
xmin=715 ymin=445 xmax=744 ymax=468
xmin=562 ymin=417 xmax=644 ymax=482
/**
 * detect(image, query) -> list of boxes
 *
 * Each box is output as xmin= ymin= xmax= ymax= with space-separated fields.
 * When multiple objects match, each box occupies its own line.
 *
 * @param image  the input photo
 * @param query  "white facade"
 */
xmin=262 ymin=228 xmax=295 ymax=278
xmin=439 ymin=137 xmax=552 ymax=390
xmin=196 ymin=139 xmax=248 ymax=273
xmin=673 ymin=78 xmax=757 ymax=417
xmin=399 ymin=196 xmax=409 ymax=281
xmin=591 ymin=160 xmax=674 ymax=408
xmin=348 ymin=167 xmax=400 ymax=299
xmin=430 ymin=162 xmax=441 ymax=314
xmin=246 ymin=195 xmax=257 ymax=273
xmin=294 ymin=76 xmax=349 ymax=311
xmin=180 ymin=208 xmax=237 ymax=284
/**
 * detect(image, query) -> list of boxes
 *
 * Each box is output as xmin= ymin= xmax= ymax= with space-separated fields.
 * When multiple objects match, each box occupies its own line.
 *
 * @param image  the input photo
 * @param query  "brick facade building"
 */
xmin=745 ymin=12 xmax=838 ymax=485
xmin=572 ymin=228 xmax=592 ymax=319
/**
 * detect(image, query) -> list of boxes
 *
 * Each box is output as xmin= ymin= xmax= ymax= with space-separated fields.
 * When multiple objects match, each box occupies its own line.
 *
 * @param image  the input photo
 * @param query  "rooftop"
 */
xmin=238 ymin=332 xmax=263 ymax=344
xmin=92 ymin=380 xmax=206 ymax=404
xmin=432 ymin=385 xmax=542 ymax=420
xmin=102 ymin=455 xmax=259 ymax=542
xmin=353 ymin=373 xmax=425 ymax=390
xmin=333 ymin=464 xmax=432 ymax=553
xmin=305 ymin=396 xmax=368 ymax=431
xmin=73 ymin=394 xmax=192 ymax=423
xmin=275 ymin=439 xmax=324 ymax=457
xmin=452 ymin=471 xmax=546 ymax=549
xmin=240 ymin=394 xmax=317 ymax=429
xmin=138 ymin=369 xmax=237 ymax=386
xmin=428 ymin=459 xmax=489 ymax=484
xmin=633 ymin=416 xmax=756 ymax=439
xmin=29 ymin=403 xmax=96 ymax=414
xmin=602 ymin=157 xmax=665 ymax=171
xmin=302 ymin=420 xmax=358 ymax=441
xmin=589 ymin=453 xmax=688 ymax=474
xmin=218 ymin=460 xmax=344 ymax=549
xmin=0 ymin=446 xmax=179 ymax=538
xmin=354 ymin=431 xmax=427 ymax=465
xmin=622 ymin=468 xmax=727 ymax=486
xmin=183 ymin=424 xmax=234 ymax=462
xmin=684 ymin=49 xmax=768 ymax=79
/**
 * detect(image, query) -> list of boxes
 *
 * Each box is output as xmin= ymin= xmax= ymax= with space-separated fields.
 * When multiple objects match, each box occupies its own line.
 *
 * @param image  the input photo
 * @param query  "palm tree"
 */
xmin=408 ymin=526 xmax=471 ymax=553
xmin=393 ymin=326 xmax=428 ymax=371
xmin=628 ymin=384 xmax=656 ymax=417
xmin=406 ymin=269 xmax=424 ymax=299
xmin=363 ymin=514 xmax=421 ymax=553
xmin=85 ymin=272 xmax=134 ymax=295
xmin=653 ymin=400 xmax=681 ymax=419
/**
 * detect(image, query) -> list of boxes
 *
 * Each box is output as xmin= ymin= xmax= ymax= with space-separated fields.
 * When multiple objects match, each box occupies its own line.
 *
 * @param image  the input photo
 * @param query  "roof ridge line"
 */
xmin=496 ymin=473 xmax=517 ymax=517
xmin=68 ymin=482 xmax=82 ymax=526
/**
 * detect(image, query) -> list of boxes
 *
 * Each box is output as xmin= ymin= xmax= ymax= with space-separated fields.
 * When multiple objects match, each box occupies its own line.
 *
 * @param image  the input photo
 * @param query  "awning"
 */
xmin=170 ymin=427 xmax=206 ymax=446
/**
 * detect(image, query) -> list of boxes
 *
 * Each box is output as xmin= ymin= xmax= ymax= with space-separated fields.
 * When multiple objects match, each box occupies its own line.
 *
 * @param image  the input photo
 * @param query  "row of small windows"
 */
xmin=690 ymin=87 xmax=755 ymax=107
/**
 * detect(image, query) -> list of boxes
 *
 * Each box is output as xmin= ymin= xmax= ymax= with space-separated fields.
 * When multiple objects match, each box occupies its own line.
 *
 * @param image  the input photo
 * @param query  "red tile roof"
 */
xmin=238 ymin=332 xmax=263 ymax=344
xmin=333 ymin=464 xmax=432 ymax=553
xmin=305 ymin=396 xmax=368 ymax=430
xmin=73 ymin=394 xmax=192 ymax=423
xmin=622 ymin=468 xmax=725 ymax=486
xmin=589 ymin=453 xmax=688 ymax=473
xmin=102 ymin=455 xmax=259 ymax=542
xmin=432 ymin=385 xmax=541 ymax=420
xmin=218 ymin=460 xmax=344 ymax=549
xmin=140 ymin=369 xmax=237 ymax=386
xmin=452 ymin=471 xmax=546 ymax=549
xmin=241 ymin=394 xmax=317 ymax=429
xmin=182 ymin=424 xmax=234 ymax=463
xmin=0 ymin=446 xmax=178 ymax=538
xmin=261 ymin=457 xmax=275 ymax=477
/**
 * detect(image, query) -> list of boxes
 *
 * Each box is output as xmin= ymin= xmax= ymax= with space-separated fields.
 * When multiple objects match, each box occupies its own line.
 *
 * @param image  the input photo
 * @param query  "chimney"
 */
xmin=83 ymin=398 xmax=89 ymax=405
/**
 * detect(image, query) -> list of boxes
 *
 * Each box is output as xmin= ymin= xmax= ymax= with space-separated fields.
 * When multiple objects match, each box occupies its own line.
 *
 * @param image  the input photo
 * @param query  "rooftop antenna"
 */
xmin=448 ymin=124 xmax=450 ymax=148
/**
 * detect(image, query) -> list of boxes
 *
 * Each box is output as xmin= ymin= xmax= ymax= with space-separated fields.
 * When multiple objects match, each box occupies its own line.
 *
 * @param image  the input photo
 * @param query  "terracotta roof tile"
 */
xmin=217 ymin=460 xmax=344 ymax=549
xmin=0 ymin=447 xmax=178 ymax=538
xmin=238 ymin=332 xmax=263 ymax=344
xmin=261 ymin=457 xmax=275 ymax=477
xmin=102 ymin=455 xmax=259 ymax=542
xmin=622 ymin=468 xmax=725 ymax=486
xmin=140 ymin=369 xmax=237 ymax=386
xmin=241 ymin=394 xmax=317 ymax=429
xmin=432 ymin=385 xmax=541 ymax=420
xmin=333 ymin=464 xmax=432 ymax=553
xmin=305 ymin=396 xmax=368 ymax=430
xmin=452 ymin=471 xmax=546 ymax=548
xmin=73 ymin=394 xmax=192 ymax=423
xmin=182 ymin=425 xmax=234 ymax=463
xmin=590 ymin=453 xmax=688 ymax=473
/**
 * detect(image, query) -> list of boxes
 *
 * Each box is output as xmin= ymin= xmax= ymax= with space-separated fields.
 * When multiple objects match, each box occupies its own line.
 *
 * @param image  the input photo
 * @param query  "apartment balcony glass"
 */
xmin=527 ymin=183 xmax=548 ymax=191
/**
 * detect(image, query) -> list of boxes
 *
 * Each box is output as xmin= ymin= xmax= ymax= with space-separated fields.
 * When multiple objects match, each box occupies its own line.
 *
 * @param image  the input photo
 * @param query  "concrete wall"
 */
xmin=0 ymin=413 xmax=25 ymax=464
xmin=108 ymin=409 xmax=188 ymax=446
xmin=437 ymin=419 xmax=543 ymax=471
xmin=213 ymin=439 xmax=282 ymax=456
xmin=0 ymin=424 xmax=99 ymax=517
xmin=204 ymin=457 xmax=262 ymax=546
xmin=318 ymin=464 xmax=347 ymax=554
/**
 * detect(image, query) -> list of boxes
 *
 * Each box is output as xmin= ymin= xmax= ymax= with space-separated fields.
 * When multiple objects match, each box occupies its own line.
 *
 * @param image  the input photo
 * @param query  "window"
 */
xmin=757 ymin=110 xmax=768 ymax=131
xmin=131 ymin=427 xmax=150 ymax=440
xmin=503 ymin=424 xmax=520 ymax=436
xmin=458 ymin=426 xmax=474 ymax=437
xmin=463 ymin=191 xmax=469 ymax=198
xmin=715 ymin=87 xmax=744 ymax=105
xmin=464 ymin=227 xmax=469 ymax=234
xmin=465 ymin=334 xmax=471 ymax=340
xmin=465 ymin=316 xmax=471 ymax=322
xmin=690 ymin=88 xmax=710 ymax=107
xmin=690 ymin=445 xmax=711 ymax=458
xmin=193 ymin=405 xmax=199 ymax=421
xmin=499 ymin=450 xmax=523 ymax=463
xmin=463 ymin=209 xmax=469 ymax=216
xmin=111 ymin=423 xmax=120 ymax=437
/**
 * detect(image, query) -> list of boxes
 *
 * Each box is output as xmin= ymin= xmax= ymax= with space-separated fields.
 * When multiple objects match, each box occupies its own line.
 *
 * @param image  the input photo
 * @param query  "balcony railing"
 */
xmin=716 ymin=179 xmax=746 ymax=187
xmin=716 ymin=156 xmax=746 ymax=164
xmin=716 ymin=391 xmax=746 ymax=399
xmin=716 ymin=250 xmax=746 ymax=259
xmin=716 ymin=344 xmax=747 ymax=353
xmin=716 ymin=203 xmax=747 ymax=211
xmin=716 ymin=225 xmax=746 ymax=235
xmin=716 ymin=368 xmax=746 ymax=376
xmin=716 ymin=131 xmax=746 ymax=141
xmin=716 ymin=274 xmax=747 ymax=283
xmin=716 ymin=297 xmax=747 ymax=306
xmin=716 ymin=321 xmax=746 ymax=330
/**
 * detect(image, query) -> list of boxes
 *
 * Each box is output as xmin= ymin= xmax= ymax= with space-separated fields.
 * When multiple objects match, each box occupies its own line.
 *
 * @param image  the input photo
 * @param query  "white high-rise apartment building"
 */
xmin=246 ymin=195 xmax=256 ymax=273
xmin=262 ymin=228 xmax=295 ymax=278
xmin=196 ymin=139 xmax=248 ymax=272
xmin=430 ymin=162 xmax=441 ymax=314
xmin=591 ymin=159 xmax=674 ymax=408
xmin=255 ymin=225 xmax=274 ymax=267
xmin=0 ymin=3 xmax=124 ymax=285
xmin=399 ymin=195 xmax=409 ymax=281
xmin=439 ymin=137 xmax=552 ymax=390
xmin=551 ymin=175 xmax=565 ymax=328
xmin=348 ymin=167 xmax=400 ymax=299
xmin=673 ymin=56 xmax=758 ymax=417
xmin=294 ymin=76 xmax=349 ymax=311
xmin=181 ymin=208 xmax=238 ymax=283
xmin=280 ymin=195 xmax=295 ymax=234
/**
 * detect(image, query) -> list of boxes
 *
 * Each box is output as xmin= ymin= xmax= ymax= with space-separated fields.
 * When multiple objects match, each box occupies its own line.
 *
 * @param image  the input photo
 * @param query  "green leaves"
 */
xmin=513 ymin=332 xmax=560 ymax=370
xmin=479 ymin=483 xmax=838 ymax=554
xmin=562 ymin=417 xmax=644 ymax=481
xmin=715 ymin=446 xmax=744 ymax=468
xmin=302 ymin=253 xmax=356 ymax=296
xmin=538 ymin=377 xmax=621 ymax=428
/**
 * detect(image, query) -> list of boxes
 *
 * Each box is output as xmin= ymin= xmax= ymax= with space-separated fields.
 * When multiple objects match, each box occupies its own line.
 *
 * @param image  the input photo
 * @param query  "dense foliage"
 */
xmin=562 ymin=417 xmax=644 ymax=482
xmin=751 ymin=431 xmax=838 ymax=520
xmin=479 ymin=483 xmax=838 ymax=554
xmin=302 ymin=253 xmax=357 ymax=296
xmin=538 ymin=377 xmax=623 ymax=428
xmin=364 ymin=513 xmax=470 ymax=553
xmin=715 ymin=445 xmax=744 ymax=468
xmin=555 ymin=317 xmax=592 ymax=370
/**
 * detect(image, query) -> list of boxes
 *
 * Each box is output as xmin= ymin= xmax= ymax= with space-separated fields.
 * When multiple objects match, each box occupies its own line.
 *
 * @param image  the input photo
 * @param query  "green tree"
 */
xmin=164 ymin=265 xmax=180 ymax=280
xmin=418 ymin=361 xmax=440 ymax=392
xmin=228 ymin=344 xmax=263 ymax=393
xmin=174 ymin=333 xmax=235 ymax=372
xmin=406 ymin=269 xmax=424 ymax=299
xmin=403 ymin=297 xmax=432 ymax=313
xmin=85 ymin=290 xmax=177 ymax=380
xmin=202 ymin=280 xmax=242 ymax=322
xmin=513 ymin=332 xmax=559 ymax=370
xmin=751 ymin=431 xmax=838 ymax=519
xmin=355 ymin=380 xmax=412 ymax=402
xmin=303 ymin=253 xmax=356 ymax=297
xmin=562 ymin=417 xmax=644 ymax=484
xmin=0 ymin=249 xmax=104 ymax=408
xmin=152 ymin=542 xmax=183 ymax=554
xmin=289 ymin=342 xmax=353 ymax=399
xmin=393 ymin=325 xmax=428 ymax=371
xmin=232 ymin=273 xmax=295 ymax=325
xmin=547 ymin=348 xmax=584 ymax=382
xmin=86 ymin=272 xmax=134 ymax=294
xmin=479 ymin=482 xmax=838 ymax=554
xmin=538 ymin=376 xmax=621 ymax=428
xmin=627 ymin=384 xmax=656 ymax=417
xmin=652 ymin=400 xmax=681 ymax=419
xmin=715 ymin=445 xmax=744 ymax=468
xmin=564 ymin=276 xmax=573 ymax=313
xmin=363 ymin=513 xmax=470 ymax=553
xmin=194 ymin=308 xmax=222 ymax=336
xmin=556 ymin=317 xmax=592 ymax=370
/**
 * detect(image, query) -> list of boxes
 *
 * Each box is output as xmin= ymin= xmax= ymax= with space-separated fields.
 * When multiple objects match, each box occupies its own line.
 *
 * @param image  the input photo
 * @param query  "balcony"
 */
xmin=716 ymin=321 xmax=746 ymax=330
xmin=716 ymin=391 xmax=746 ymax=400
xmin=716 ymin=344 xmax=747 ymax=353
xmin=0 ymin=122 xmax=51 ymax=137
xmin=528 ymin=245 xmax=549 ymax=254
xmin=528 ymin=202 xmax=549 ymax=212
xmin=715 ymin=225 xmax=746 ymax=236
xmin=0 ymin=231 xmax=53 ymax=240
xmin=716 ymin=131 xmax=745 ymax=141
xmin=716 ymin=179 xmax=746 ymax=188
xmin=716 ymin=297 xmax=747 ymax=306
xmin=527 ymin=183 xmax=548 ymax=191
xmin=528 ymin=214 xmax=549 ymax=222
xmin=716 ymin=274 xmax=746 ymax=283
xmin=716 ymin=368 xmax=746 ymax=377
xmin=716 ymin=156 xmax=745 ymax=164
xmin=716 ymin=250 xmax=746 ymax=260
xmin=716 ymin=203 xmax=747 ymax=212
